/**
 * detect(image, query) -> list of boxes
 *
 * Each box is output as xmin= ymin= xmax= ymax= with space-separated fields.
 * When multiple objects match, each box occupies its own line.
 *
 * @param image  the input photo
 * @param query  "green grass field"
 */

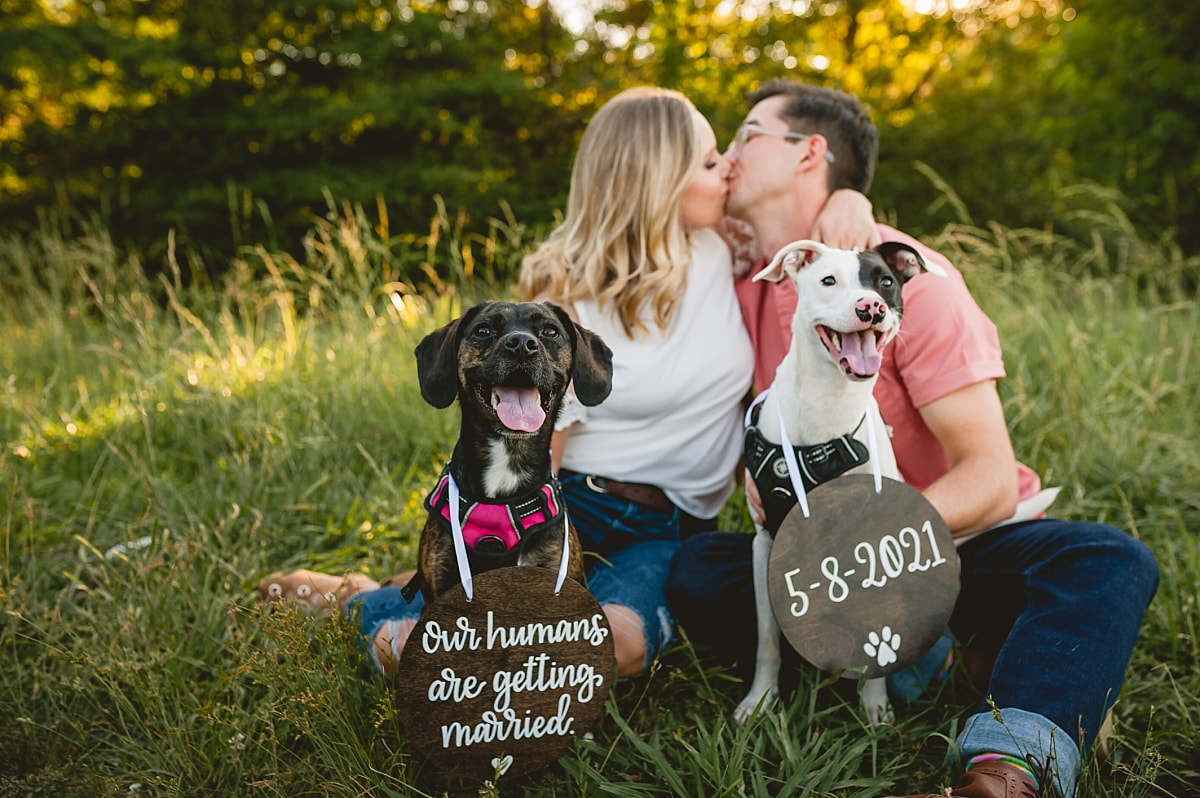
xmin=1 ymin=202 xmax=1197 ymax=797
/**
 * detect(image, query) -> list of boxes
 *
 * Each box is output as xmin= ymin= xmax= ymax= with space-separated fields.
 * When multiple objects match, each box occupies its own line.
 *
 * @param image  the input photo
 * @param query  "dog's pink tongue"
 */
xmin=493 ymin=387 xmax=545 ymax=432
xmin=840 ymin=330 xmax=883 ymax=376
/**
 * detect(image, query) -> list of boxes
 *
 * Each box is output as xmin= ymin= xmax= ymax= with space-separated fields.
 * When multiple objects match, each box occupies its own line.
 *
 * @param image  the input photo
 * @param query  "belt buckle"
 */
xmin=585 ymin=474 xmax=609 ymax=494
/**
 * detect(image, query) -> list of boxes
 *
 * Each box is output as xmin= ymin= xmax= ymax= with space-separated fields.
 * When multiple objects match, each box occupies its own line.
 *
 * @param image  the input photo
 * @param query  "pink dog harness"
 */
xmin=424 ymin=469 xmax=563 ymax=551
xmin=401 ymin=464 xmax=572 ymax=604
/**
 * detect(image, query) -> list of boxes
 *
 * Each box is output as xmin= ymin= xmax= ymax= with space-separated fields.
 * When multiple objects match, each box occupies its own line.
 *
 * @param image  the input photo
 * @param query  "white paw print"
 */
xmin=863 ymin=626 xmax=901 ymax=667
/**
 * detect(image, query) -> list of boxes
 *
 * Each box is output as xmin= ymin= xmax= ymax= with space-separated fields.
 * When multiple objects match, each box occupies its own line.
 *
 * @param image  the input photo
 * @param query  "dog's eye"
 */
xmin=472 ymin=324 xmax=493 ymax=339
xmin=879 ymin=275 xmax=895 ymax=289
xmin=821 ymin=275 xmax=837 ymax=286
xmin=540 ymin=325 xmax=560 ymax=339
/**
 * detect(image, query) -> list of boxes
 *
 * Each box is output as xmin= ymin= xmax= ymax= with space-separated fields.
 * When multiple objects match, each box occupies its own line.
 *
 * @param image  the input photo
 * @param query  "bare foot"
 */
xmin=254 ymin=569 xmax=379 ymax=616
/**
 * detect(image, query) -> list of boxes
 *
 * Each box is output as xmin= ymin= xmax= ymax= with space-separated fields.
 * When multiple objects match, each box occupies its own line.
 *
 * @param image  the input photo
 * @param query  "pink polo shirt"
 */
xmin=735 ymin=224 xmax=1041 ymax=500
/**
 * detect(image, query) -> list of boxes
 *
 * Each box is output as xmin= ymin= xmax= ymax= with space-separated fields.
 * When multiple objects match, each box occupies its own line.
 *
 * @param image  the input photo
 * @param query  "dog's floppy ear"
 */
xmin=753 ymin=239 xmax=828 ymax=283
xmin=875 ymin=241 xmax=947 ymax=281
xmin=546 ymin=302 xmax=614 ymax=407
xmin=413 ymin=303 xmax=485 ymax=408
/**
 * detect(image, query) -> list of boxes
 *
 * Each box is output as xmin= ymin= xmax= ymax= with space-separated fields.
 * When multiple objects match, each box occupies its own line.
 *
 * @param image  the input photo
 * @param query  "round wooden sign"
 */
xmin=767 ymin=475 xmax=959 ymax=679
xmin=395 ymin=567 xmax=615 ymax=781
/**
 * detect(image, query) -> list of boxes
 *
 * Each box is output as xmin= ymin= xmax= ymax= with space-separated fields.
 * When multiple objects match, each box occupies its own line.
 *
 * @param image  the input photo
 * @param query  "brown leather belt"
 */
xmin=584 ymin=475 xmax=675 ymax=513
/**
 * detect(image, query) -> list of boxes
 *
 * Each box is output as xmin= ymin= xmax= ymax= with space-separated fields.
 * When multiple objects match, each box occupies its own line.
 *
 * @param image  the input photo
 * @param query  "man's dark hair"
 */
xmin=747 ymin=79 xmax=879 ymax=193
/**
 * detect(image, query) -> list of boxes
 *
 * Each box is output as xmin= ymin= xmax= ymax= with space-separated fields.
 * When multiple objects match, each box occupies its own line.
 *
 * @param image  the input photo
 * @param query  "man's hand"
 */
xmin=811 ymin=189 xmax=881 ymax=250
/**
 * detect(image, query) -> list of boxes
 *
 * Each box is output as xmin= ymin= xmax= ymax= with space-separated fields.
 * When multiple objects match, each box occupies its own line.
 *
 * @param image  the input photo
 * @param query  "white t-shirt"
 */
xmin=559 ymin=227 xmax=754 ymax=519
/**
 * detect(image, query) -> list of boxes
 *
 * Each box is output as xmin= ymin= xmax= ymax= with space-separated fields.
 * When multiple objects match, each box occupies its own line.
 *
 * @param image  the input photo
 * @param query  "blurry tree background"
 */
xmin=2 ymin=0 xmax=1197 ymax=271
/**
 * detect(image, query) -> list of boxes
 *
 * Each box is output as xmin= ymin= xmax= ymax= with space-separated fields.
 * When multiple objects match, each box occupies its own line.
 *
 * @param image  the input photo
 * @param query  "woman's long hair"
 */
xmin=518 ymin=87 xmax=702 ymax=336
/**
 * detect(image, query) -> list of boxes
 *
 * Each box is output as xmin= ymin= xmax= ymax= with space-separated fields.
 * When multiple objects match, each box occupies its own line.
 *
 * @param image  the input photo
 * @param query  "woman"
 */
xmin=257 ymin=87 xmax=873 ymax=679
xmin=516 ymin=86 xmax=753 ymax=677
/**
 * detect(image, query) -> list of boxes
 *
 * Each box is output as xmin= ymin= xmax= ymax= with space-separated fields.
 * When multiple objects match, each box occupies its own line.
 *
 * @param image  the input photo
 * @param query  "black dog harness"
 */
xmin=744 ymin=400 xmax=871 ymax=535
xmin=402 ymin=464 xmax=567 ymax=602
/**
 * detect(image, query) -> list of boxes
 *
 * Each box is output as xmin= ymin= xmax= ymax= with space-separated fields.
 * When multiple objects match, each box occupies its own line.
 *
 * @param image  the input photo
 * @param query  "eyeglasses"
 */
xmin=729 ymin=123 xmax=836 ymax=163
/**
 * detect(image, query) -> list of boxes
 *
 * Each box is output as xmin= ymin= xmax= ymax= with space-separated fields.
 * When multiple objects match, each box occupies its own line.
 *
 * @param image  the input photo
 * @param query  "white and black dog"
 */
xmin=735 ymin=240 xmax=945 ymax=725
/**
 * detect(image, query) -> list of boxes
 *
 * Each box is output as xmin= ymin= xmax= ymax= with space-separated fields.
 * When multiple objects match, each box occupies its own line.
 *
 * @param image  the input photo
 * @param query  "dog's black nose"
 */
xmin=503 ymin=331 xmax=539 ymax=355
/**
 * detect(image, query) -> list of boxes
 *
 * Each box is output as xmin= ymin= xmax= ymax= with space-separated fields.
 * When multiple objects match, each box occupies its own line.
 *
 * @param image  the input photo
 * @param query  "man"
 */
xmin=666 ymin=79 xmax=1159 ymax=798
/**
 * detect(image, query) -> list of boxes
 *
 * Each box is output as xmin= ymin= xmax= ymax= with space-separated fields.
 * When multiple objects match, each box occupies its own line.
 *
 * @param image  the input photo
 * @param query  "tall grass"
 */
xmin=1 ymin=193 xmax=1197 ymax=797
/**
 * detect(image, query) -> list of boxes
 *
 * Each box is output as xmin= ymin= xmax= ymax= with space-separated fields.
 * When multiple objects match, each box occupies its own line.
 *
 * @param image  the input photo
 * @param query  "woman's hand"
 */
xmin=744 ymin=468 xmax=765 ymax=525
xmin=811 ymin=189 xmax=881 ymax=250
xmin=715 ymin=216 xmax=762 ymax=278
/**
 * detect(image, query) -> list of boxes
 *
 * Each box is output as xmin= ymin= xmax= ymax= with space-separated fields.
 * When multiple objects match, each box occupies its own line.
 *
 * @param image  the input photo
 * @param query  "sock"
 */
xmin=965 ymin=752 xmax=1040 ymax=791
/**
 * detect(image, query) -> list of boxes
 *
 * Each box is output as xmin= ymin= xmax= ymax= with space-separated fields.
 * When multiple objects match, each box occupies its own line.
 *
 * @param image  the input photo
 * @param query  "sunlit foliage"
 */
xmin=1 ymin=0 xmax=1197 ymax=264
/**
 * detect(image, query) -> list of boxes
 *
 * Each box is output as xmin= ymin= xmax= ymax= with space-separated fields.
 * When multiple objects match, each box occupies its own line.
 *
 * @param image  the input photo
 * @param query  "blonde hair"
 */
xmin=518 ymin=87 xmax=705 ymax=336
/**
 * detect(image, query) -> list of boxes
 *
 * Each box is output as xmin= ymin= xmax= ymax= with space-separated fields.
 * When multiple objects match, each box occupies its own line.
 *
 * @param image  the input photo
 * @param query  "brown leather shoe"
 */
xmin=890 ymin=761 xmax=1041 ymax=798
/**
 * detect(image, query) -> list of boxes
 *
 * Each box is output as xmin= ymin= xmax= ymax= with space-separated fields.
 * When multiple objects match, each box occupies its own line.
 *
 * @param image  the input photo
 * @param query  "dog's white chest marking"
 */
xmin=482 ymin=440 xmax=529 ymax=497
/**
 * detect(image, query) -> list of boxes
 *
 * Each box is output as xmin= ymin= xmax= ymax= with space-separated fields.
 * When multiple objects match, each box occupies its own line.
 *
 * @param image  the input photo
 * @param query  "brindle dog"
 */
xmin=402 ymin=301 xmax=613 ymax=603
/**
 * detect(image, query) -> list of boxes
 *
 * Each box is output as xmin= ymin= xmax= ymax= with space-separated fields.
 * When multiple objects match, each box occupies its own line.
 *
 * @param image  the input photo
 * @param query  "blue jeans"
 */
xmin=347 ymin=469 xmax=718 ymax=674
xmin=666 ymin=519 xmax=1159 ymax=797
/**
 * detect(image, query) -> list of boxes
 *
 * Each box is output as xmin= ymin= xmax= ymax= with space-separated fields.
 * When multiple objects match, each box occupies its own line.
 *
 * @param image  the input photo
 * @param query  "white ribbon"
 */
xmin=775 ymin=398 xmax=813 ymax=519
xmin=553 ymin=500 xmax=572 ymax=595
xmin=446 ymin=474 xmax=475 ymax=601
xmin=864 ymin=403 xmax=883 ymax=494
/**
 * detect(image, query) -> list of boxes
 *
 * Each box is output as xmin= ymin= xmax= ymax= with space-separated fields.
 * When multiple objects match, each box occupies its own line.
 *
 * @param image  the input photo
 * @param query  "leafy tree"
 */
xmin=869 ymin=0 xmax=1073 ymax=236
xmin=863 ymin=0 xmax=1199 ymax=255
xmin=0 ymin=0 xmax=583 ymax=265
xmin=1051 ymin=0 xmax=1200 ymax=249
xmin=2 ymin=0 xmax=1193 ymax=275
